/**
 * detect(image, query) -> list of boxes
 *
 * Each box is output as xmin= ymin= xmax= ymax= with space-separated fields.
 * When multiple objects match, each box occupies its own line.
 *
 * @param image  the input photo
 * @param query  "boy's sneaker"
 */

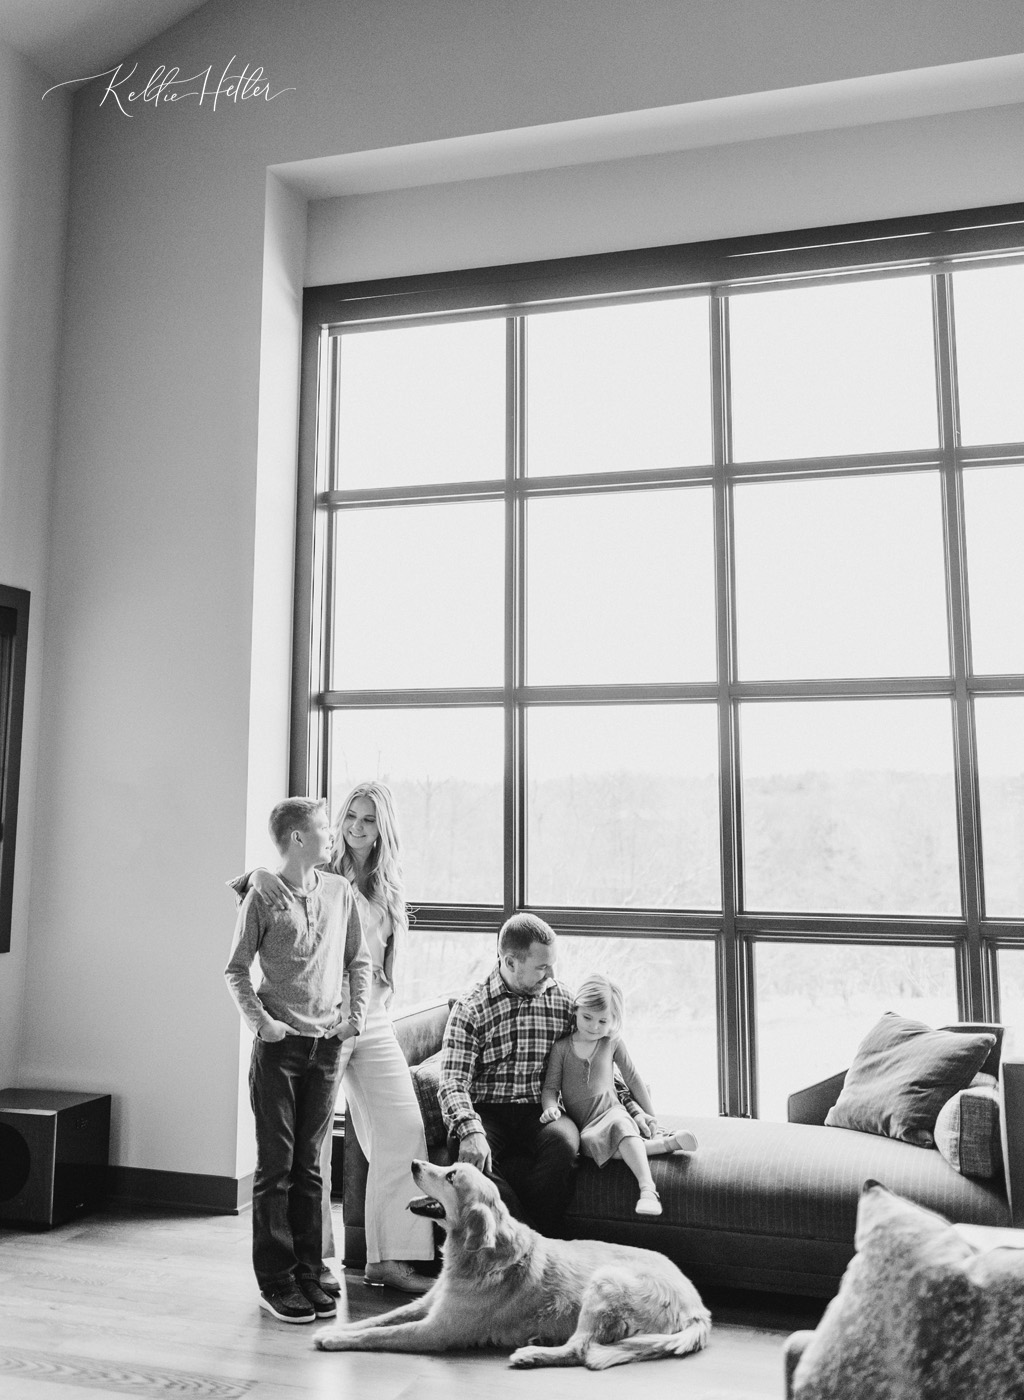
xmin=319 ymin=1265 xmax=342 ymax=1297
xmin=259 ymin=1282 xmax=316 ymax=1324
xmin=297 ymin=1276 xmax=338 ymax=1318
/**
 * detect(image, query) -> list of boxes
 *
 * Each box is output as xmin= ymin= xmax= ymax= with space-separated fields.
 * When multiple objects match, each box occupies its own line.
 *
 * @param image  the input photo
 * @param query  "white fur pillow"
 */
xmin=792 ymin=1183 xmax=1024 ymax=1400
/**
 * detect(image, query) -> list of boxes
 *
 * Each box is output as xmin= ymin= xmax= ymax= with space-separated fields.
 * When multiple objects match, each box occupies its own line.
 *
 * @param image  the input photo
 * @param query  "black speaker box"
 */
xmin=0 ymin=1089 xmax=111 ymax=1227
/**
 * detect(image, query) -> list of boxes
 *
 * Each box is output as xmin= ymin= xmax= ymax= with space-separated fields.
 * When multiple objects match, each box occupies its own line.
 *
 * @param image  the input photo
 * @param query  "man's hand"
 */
xmin=458 ymin=1130 xmax=492 ymax=1174
xmin=539 ymin=1105 xmax=561 ymax=1124
xmin=259 ymin=1018 xmax=298 ymax=1042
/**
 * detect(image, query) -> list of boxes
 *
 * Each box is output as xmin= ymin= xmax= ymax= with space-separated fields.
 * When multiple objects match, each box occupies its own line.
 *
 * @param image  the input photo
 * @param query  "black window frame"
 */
xmin=294 ymin=202 xmax=1024 ymax=1115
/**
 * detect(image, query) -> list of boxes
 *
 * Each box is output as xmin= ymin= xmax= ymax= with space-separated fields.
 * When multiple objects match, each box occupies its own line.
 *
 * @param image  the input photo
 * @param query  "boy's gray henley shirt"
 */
xmin=224 ymin=869 xmax=371 ymax=1039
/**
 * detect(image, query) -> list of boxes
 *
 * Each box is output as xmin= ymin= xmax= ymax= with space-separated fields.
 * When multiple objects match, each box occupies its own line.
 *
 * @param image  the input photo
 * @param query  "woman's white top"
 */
xmin=355 ymin=888 xmax=393 ymax=989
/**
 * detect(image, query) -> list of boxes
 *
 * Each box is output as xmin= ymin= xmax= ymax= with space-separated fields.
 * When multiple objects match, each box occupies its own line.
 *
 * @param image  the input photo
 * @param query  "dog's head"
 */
xmin=407 ymin=1159 xmax=511 ymax=1253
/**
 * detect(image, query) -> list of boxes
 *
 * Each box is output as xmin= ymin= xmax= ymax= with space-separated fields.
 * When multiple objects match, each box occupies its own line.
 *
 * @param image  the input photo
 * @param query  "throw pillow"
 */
xmin=934 ymin=1082 xmax=1003 ymax=1179
xmin=411 ymin=1051 xmax=447 ymax=1147
xmin=792 ymin=1182 xmax=1024 ymax=1400
xmin=824 ymin=1012 xmax=996 ymax=1146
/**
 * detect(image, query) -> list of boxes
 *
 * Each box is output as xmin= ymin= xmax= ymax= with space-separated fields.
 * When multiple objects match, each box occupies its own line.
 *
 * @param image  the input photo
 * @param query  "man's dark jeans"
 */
xmin=465 ymin=1103 xmax=580 ymax=1238
xmin=249 ymin=1033 xmax=344 ymax=1289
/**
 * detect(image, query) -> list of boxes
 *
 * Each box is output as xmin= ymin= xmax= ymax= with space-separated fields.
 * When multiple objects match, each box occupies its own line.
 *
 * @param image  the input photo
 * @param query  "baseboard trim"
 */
xmin=107 ymin=1167 xmax=253 ymax=1214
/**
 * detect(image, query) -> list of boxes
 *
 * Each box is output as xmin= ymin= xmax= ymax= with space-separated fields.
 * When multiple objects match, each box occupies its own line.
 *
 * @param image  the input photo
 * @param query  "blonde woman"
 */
xmin=232 ymin=781 xmax=432 ymax=1294
xmin=540 ymin=973 xmax=697 ymax=1217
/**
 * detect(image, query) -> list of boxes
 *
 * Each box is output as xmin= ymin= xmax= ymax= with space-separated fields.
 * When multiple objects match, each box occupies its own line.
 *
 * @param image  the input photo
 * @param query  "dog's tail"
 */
xmin=583 ymin=1312 xmax=712 ymax=1370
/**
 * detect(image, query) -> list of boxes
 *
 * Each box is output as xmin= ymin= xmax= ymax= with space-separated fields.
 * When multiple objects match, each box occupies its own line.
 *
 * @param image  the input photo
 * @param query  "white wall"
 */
xmin=306 ymin=103 xmax=1024 ymax=286
xmin=12 ymin=0 xmax=1024 ymax=1186
xmin=0 ymin=40 xmax=69 ymax=1086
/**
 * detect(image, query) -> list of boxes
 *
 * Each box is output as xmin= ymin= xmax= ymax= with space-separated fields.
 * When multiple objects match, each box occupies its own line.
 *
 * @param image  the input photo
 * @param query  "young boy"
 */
xmin=225 ymin=797 xmax=371 ymax=1324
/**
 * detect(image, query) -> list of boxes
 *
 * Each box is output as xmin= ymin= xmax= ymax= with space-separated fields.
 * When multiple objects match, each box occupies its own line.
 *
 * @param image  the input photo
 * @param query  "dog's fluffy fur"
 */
xmin=315 ymin=1159 xmax=711 ymax=1370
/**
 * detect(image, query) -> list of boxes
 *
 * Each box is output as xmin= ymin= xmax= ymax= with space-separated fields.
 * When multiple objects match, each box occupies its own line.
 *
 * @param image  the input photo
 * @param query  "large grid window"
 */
xmin=297 ymin=207 xmax=1024 ymax=1117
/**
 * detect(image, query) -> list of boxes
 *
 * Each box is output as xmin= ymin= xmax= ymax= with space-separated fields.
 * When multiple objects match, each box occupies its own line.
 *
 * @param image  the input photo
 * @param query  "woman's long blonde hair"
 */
xmin=331 ymin=781 xmax=407 ymax=935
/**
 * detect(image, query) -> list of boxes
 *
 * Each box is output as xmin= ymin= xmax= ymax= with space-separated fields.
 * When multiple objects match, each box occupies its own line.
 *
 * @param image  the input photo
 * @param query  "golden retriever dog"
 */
xmin=315 ymin=1158 xmax=711 ymax=1370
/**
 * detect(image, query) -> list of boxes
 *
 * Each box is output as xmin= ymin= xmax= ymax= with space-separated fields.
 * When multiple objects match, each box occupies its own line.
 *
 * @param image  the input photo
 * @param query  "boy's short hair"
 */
xmin=268 ymin=797 xmax=326 ymax=854
xmin=498 ymin=912 xmax=556 ymax=960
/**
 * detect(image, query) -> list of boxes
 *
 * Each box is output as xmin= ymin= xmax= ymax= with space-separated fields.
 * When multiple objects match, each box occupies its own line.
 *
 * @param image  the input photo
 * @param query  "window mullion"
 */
xmin=292 ymin=324 xmax=335 ymax=797
xmin=712 ymin=290 xmax=754 ymax=1115
xmin=506 ymin=317 xmax=526 ymax=919
xmin=934 ymin=273 xmax=987 ymax=1018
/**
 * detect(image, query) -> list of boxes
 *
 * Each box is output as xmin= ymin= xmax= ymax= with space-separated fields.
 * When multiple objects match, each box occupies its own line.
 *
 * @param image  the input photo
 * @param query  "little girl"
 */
xmin=540 ymin=973 xmax=697 ymax=1217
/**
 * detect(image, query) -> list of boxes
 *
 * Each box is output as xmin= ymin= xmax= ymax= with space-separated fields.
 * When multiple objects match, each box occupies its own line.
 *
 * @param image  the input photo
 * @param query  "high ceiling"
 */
xmin=0 ymin=0 xmax=212 ymax=81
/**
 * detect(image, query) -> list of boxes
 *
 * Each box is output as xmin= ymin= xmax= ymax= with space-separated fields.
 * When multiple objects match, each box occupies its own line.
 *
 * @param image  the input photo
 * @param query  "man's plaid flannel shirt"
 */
xmin=438 ymin=963 xmax=639 ymax=1141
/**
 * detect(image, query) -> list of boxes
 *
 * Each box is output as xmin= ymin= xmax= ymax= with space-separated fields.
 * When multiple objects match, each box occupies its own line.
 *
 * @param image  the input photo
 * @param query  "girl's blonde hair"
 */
xmin=573 ymin=973 xmax=624 ymax=1035
xmin=331 ymin=781 xmax=408 ymax=936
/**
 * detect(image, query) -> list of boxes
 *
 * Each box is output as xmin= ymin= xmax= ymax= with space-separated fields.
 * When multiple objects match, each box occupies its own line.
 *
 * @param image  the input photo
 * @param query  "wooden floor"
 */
xmin=0 ymin=1204 xmax=825 ymax=1400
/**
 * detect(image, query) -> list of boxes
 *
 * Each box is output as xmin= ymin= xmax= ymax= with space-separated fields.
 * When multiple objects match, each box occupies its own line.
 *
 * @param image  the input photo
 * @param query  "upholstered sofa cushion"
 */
xmin=560 ymin=1111 xmax=1011 ymax=1293
xmin=568 ymin=1113 xmax=1010 ymax=1241
xmin=791 ymin=1183 xmax=1024 ymax=1400
xmin=824 ymin=1013 xmax=996 ymax=1146
xmin=410 ymin=1050 xmax=447 ymax=1148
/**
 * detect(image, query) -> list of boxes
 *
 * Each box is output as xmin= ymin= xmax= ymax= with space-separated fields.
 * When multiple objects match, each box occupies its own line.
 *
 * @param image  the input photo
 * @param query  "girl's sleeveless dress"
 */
xmin=543 ymin=1034 xmax=648 ymax=1167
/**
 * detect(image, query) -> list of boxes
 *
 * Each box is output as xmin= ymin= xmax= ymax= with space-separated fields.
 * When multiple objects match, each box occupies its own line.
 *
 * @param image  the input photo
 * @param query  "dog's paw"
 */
xmin=583 ymin=1343 xmax=630 ymax=1371
xmin=509 ymin=1346 xmax=546 ymax=1368
xmin=314 ymin=1328 xmax=352 ymax=1351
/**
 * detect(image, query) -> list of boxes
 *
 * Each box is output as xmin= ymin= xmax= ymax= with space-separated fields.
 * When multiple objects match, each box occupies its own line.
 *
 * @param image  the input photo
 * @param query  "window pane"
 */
xmin=976 ymin=697 xmax=1024 ymax=919
xmin=963 ymin=465 xmax=1024 ymax=675
xmin=527 ymin=488 xmax=716 ymax=684
xmin=729 ymin=277 xmax=938 ymax=461
xmin=336 ymin=320 xmax=506 ymax=488
xmin=391 ymin=929 xmax=496 ymax=1012
xmin=331 ymin=501 xmax=504 ymax=689
xmin=556 ymin=935 xmax=719 ymax=1115
xmin=734 ymin=473 xmax=949 ymax=680
xmin=953 ymin=264 xmax=1024 ymax=447
xmin=526 ymin=299 xmax=712 ymax=476
xmin=328 ymin=708 xmax=503 ymax=904
xmin=997 ymin=949 xmax=1024 ymax=1059
xmin=755 ymin=943 xmax=958 ymax=1121
xmin=527 ymin=704 xmax=720 ymax=909
xmin=740 ymin=700 xmax=960 ymax=915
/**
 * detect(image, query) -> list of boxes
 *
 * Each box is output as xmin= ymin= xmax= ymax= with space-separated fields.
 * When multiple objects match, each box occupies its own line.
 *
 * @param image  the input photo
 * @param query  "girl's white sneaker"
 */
xmin=636 ymin=1188 xmax=662 ymax=1216
xmin=662 ymin=1130 xmax=698 ymax=1153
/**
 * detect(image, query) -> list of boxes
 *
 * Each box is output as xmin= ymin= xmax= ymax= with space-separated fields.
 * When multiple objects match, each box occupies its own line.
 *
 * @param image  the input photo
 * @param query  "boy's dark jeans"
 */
xmin=249 ymin=1033 xmax=344 ymax=1290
